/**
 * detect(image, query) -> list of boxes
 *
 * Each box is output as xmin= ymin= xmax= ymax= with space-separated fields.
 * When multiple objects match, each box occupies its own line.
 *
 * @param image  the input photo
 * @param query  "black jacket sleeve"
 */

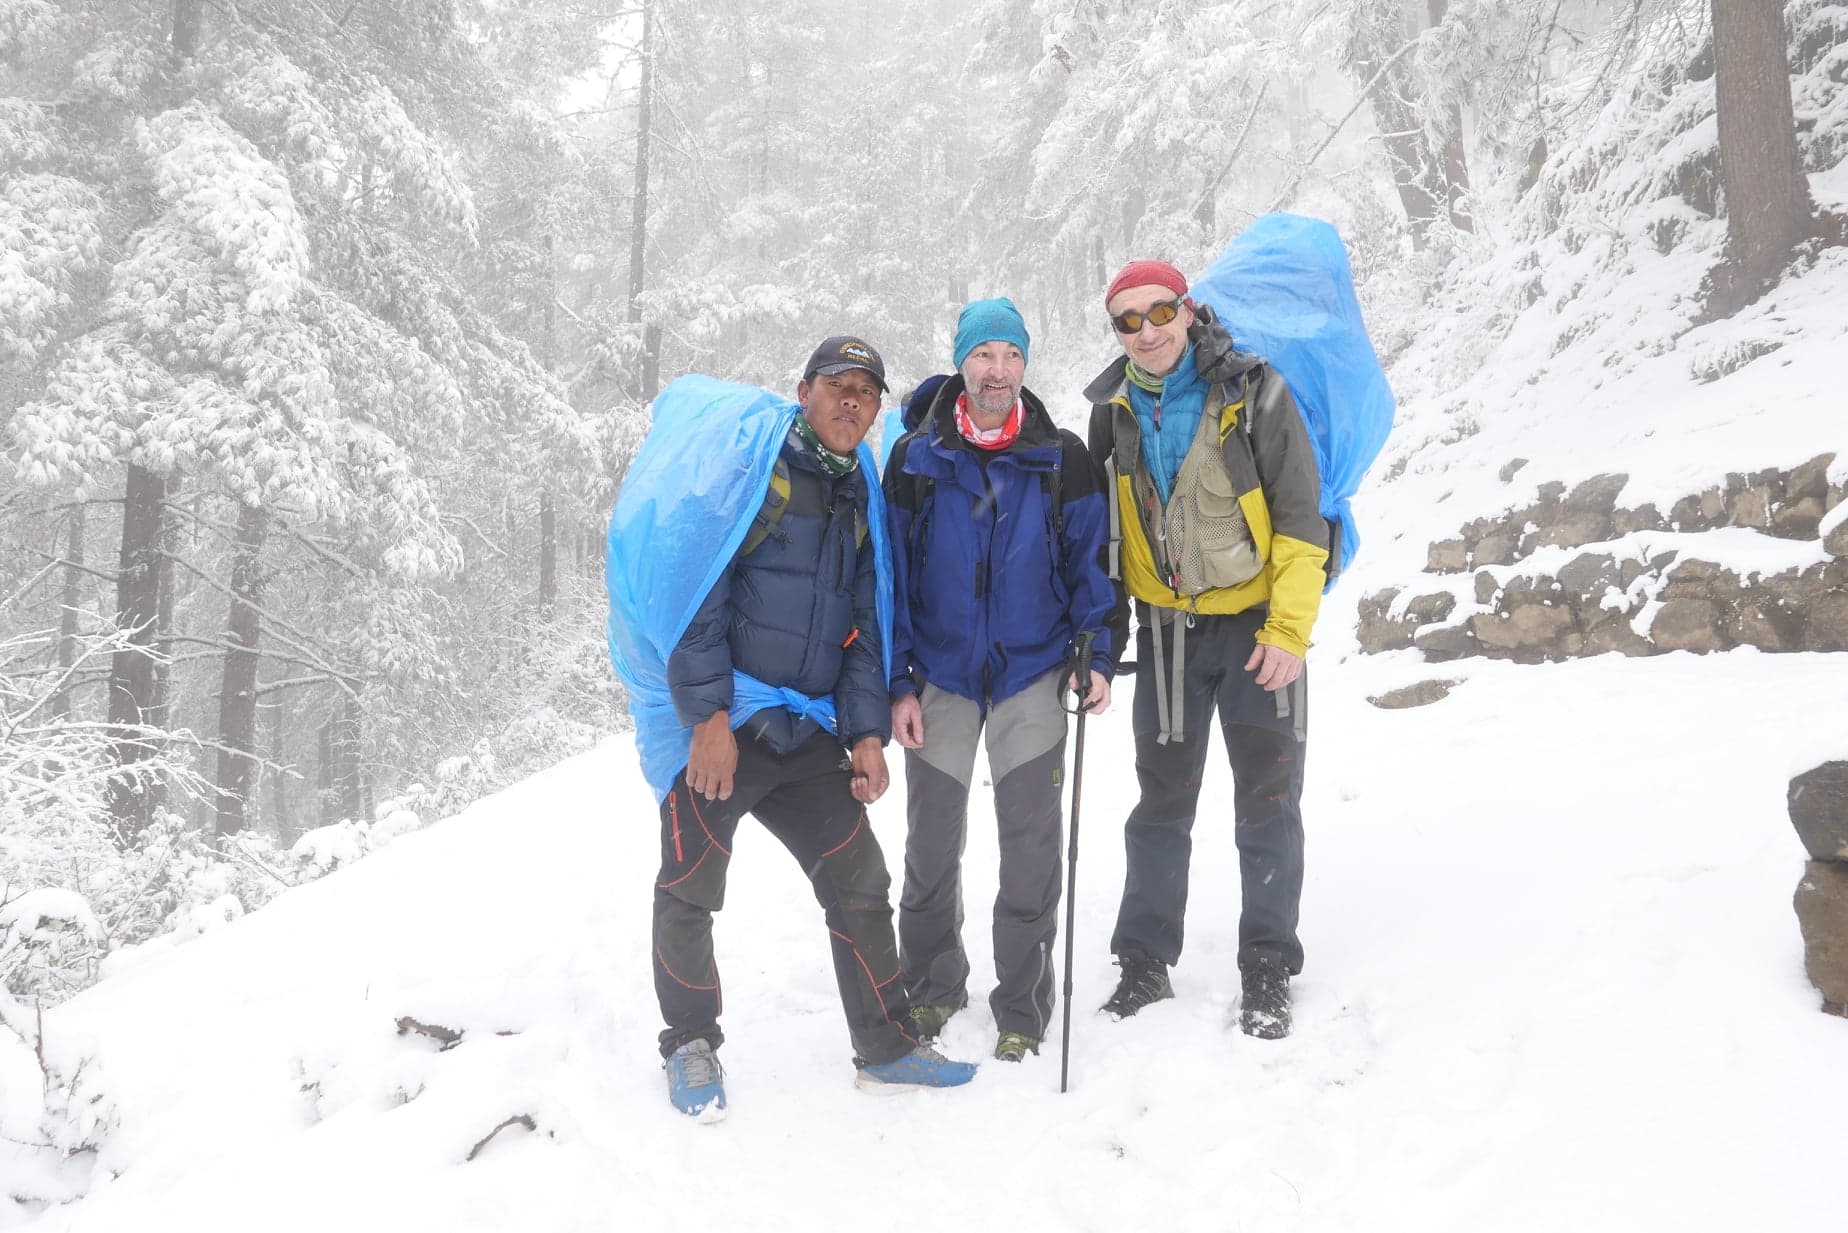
xmin=667 ymin=559 xmax=735 ymax=727
xmin=1087 ymin=400 xmax=1133 ymax=674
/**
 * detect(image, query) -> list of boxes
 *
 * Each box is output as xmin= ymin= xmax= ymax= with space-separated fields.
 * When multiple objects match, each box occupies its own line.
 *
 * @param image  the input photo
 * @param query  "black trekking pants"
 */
xmin=653 ymin=730 xmax=915 ymax=1065
xmin=1109 ymin=606 xmax=1308 ymax=975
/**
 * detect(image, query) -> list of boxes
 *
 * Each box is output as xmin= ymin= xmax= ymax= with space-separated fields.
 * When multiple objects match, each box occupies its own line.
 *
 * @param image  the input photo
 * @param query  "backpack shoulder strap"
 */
xmin=740 ymin=455 xmax=792 ymax=557
xmin=1044 ymin=450 xmax=1063 ymax=543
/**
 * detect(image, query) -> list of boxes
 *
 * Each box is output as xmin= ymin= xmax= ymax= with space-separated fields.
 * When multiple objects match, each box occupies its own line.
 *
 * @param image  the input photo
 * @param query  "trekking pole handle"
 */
xmin=1069 ymin=631 xmax=1096 ymax=710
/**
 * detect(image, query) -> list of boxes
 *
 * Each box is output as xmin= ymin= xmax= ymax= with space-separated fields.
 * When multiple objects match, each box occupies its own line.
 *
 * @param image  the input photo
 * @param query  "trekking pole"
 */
xmin=1060 ymin=631 xmax=1096 ymax=1094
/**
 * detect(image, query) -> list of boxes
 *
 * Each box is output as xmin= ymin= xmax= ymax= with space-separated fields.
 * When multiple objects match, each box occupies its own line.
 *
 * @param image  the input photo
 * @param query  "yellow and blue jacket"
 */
xmin=1083 ymin=305 xmax=1329 ymax=661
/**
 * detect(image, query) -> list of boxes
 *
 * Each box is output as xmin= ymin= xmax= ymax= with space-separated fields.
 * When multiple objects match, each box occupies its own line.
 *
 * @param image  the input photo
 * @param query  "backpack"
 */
xmin=604 ymin=375 xmax=894 ymax=801
xmin=1189 ymin=213 xmax=1395 ymax=585
xmin=740 ymin=454 xmax=868 ymax=557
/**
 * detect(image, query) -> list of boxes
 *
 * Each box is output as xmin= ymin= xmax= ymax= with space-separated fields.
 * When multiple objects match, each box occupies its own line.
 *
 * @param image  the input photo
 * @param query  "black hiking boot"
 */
xmin=1239 ymin=960 xmax=1292 ymax=1040
xmin=1101 ymin=954 xmax=1174 ymax=1019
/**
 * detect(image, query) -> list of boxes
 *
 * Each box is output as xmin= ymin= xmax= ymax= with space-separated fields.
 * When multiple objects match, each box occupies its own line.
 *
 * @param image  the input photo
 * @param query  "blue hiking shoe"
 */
xmin=854 ymin=1043 xmax=977 ymax=1091
xmin=665 ymin=1039 xmax=726 ymax=1117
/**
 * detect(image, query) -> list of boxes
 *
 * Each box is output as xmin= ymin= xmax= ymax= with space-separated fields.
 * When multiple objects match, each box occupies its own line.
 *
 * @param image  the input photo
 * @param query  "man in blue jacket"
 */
xmin=885 ymin=300 xmax=1115 ymax=1063
xmin=655 ymin=336 xmax=977 ymax=1117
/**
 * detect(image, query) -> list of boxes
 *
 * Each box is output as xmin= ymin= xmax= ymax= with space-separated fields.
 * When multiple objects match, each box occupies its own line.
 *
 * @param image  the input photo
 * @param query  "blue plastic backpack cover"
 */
xmin=1190 ymin=213 xmax=1395 ymax=583
xmin=605 ymin=374 xmax=895 ymax=800
xmin=877 ymin=403 xmax=906 ymax=473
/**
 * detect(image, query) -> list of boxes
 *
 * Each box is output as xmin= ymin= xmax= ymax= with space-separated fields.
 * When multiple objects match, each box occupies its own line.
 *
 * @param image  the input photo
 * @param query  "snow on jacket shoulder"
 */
xmin=884 ymin=376 xmax=1114 ymax=707
xmin=668 ymin=431 xmax=890 ymax=750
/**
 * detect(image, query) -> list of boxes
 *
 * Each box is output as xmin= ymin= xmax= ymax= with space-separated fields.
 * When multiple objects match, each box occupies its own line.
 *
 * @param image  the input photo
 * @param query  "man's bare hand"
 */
xmin=849 ymin=737 xmax=889 ymax=804
xmin=686 ymin=712 xmax=737 ymax=800
xmin=1244 ymin=642 xmax=1304 ymax=692
xmin=1066 ymin=670 xmax=1112 ymax=715
xmin=891 ymin=694 xmax=924 ymax=749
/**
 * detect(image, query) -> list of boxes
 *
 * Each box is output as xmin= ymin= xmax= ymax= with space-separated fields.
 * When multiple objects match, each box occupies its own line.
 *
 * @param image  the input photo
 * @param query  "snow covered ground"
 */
xmin=12 ymin=641 xmax=1846 ymax=1232
xmin=11 ymin=129 xmax=1848 ymax=1233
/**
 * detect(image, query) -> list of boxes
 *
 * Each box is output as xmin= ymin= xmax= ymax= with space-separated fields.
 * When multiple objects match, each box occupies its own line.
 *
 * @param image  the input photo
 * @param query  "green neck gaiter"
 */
xmin=1125 ymin=358 xmax=1167 ymax=394
xmin=792 ymin=414 xmax=859 ymax=478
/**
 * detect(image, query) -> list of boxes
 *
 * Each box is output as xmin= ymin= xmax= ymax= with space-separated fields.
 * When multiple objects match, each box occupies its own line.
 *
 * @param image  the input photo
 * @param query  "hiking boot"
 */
xmin=1239 ymin=961 xmax=1292 ymax=1040
xmin=994 ymin=1031 xmax=1039 ymax=1063
xmin=664 ymin=1039 xmax=726 ymax=1117
xmin=906 ymin=991 xmax=969 ymax=1040
xmin=855 ymin=1043 xmax=978 ymax=1090
xmin=1101 ymin=954 xmax=1174 ymax=1019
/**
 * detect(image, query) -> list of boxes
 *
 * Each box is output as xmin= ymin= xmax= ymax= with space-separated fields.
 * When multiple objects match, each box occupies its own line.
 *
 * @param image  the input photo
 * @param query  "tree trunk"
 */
xmin=1349 ymin=1 xmax=1460 ymax=246
xmin=172 ymin=0 xmax=202 ymax=62
xmin=215 ymin=502 xmax=266 ymax=837
xmin=540 ymin=491 xmax=557 ymax=612
xmin=267 ymin=693 xmax=288 ymax=840
xmin=541 ymin=234 xmax=558 ymax=611
xmin=52 ymin=505 xmax=85 ymax=721
xmin=106 ymin=465 xmax=167 ymax=841
xmin=148 ymin=487 xmax=179 ymax=732
xmin=1428 ymin=0 xmax=1473 ymax=232
xmin=628 ymin=0 xmax=659 ymax=398
xmin=1711 ymin=0 xmax=1814 ymax=306
xmin=317 ymin=720 xmax=334 ymax=826
xmin=334 ymin=692 xmax=364 ymax=823
xmin=641 ymin=324 xmax=661 ymax=401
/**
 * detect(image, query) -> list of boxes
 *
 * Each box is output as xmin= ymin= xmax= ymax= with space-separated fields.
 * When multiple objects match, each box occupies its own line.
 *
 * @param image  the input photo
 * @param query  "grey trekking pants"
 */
xmin=899 ymin=669 xmax=1067 ymax=1039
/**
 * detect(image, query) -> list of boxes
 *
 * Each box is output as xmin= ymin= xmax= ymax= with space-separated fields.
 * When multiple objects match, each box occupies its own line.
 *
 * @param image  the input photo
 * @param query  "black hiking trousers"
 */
xmin=1109 ymin=605 xmax=1308 ymax=976
xmin=653 ymin=729 xmax=915 ymax=1066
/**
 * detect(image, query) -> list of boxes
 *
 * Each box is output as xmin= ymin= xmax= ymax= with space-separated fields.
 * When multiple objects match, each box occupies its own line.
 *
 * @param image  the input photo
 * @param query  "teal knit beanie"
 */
xmin=952 ymin=297 xmax=1031 ymax=369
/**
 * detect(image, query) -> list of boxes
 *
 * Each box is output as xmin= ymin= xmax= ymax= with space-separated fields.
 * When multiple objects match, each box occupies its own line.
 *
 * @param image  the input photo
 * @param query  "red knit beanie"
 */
xmin=1105 ymin=259 xmax=1189 ymax=307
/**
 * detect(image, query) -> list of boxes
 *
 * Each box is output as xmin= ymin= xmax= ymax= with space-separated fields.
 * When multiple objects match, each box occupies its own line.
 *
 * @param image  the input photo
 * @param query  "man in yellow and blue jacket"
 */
xmin=1082 ymin=260 xmax=1329 ymax=1040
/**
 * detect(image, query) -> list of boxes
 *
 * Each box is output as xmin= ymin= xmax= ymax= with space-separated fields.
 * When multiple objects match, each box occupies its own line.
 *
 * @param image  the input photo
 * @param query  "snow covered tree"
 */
xmin=1708 ymin=0 xmax=1819 ymax=310
xmin=2 ymin=1 xmax=612 ymax=841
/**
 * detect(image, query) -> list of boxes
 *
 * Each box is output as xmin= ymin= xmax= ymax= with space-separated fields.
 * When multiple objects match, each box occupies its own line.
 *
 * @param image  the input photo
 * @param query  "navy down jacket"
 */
xmin=884 ymin=376 xmax=1114 ymax=707
xmin=668 ymin=430 xmax=891 ymax=752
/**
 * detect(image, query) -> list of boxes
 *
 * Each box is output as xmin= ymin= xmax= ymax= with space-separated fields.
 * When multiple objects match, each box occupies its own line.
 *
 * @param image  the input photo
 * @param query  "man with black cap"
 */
xmin=1083 ymin=261 xmax=1329 ymax=1040
xmin=884 ymin=299 xmax=1115 ymax=1064
xmin=653 ymin=335 xmax=978 ymax=1118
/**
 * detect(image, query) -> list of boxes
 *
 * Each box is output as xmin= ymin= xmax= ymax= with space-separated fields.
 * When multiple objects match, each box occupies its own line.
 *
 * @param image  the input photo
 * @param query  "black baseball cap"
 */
xmin=802 ymin=335 xmax=888 ymax=392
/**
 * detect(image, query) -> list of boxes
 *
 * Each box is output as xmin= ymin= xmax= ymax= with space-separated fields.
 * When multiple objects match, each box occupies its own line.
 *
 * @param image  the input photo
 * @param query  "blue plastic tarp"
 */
xmin=877 ymin=404 xmax=906 ymax=473
xmin=1190 ymin=213 xmax=1395 ymax=579
xmin=605 ymin=374 xmax=894 ymax=800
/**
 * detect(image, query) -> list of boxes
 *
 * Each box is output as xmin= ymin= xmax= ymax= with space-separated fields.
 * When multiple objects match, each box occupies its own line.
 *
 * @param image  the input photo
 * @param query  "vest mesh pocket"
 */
xmin=1173 ymin=453 xmax=1261 ymax=592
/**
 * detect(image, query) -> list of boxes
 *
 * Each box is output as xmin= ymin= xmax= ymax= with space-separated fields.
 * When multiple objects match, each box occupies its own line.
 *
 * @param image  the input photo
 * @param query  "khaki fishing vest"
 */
xmin=1109 ymin=383 xmax=1262 ymax=601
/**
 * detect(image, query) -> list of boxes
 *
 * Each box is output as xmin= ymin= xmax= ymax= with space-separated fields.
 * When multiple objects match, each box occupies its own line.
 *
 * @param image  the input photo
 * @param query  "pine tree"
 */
xmin=1708 ymin=0 xmax=1817 ymax=311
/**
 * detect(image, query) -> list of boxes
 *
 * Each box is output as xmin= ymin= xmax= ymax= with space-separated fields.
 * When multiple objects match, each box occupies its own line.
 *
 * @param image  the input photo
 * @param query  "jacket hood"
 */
xmin=1082 ymin=302 xmax=1264 ymax=404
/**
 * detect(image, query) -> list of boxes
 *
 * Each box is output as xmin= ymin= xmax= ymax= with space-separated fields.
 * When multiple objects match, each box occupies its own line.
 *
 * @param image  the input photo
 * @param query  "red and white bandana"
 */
xmin=954 ymin=394 xmax=1024 ymax=451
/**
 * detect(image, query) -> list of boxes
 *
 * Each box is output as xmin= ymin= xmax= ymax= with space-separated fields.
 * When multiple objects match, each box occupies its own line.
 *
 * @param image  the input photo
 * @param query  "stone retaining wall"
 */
xmin=1358 ymin=454 xmax=1848 ymax=661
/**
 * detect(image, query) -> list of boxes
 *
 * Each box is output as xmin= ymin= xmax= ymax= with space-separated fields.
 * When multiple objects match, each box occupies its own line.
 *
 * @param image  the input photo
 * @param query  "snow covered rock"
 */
xmin=1806 ymin=578 xmax=1848 ymax=652
xmin=1789 ymin=762 xmax=1848 ymax=862
xmin=1365 ymin=679 xmax=1459 ymax=709
xmin=1794 ymin=863 xmax=1848 ymax=1017
xmin=1645 ymin=597 xmax=1726 ymax=654
xmin=1791 ymin=762 xmax=1848 ymax=1017
xmin=1825 ymin=511 xmax=1848 ymax=559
